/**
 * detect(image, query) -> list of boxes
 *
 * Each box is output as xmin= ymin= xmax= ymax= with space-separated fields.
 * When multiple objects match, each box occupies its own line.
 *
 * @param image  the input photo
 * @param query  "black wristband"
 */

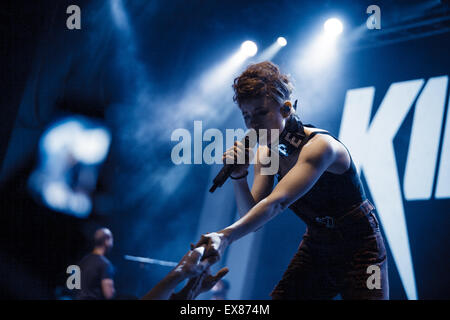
xmin=230 ymin=170 xmax=249 ymax=180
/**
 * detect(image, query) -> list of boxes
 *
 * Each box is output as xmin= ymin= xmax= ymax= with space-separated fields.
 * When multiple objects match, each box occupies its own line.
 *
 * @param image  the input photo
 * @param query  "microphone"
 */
xmin=209 ymin=130 xmax=257 ymax=193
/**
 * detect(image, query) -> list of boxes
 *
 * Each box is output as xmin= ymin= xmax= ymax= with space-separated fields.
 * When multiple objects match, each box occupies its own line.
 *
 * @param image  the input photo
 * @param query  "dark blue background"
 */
xmin=0 ymin=0 xmax=448 ymax=299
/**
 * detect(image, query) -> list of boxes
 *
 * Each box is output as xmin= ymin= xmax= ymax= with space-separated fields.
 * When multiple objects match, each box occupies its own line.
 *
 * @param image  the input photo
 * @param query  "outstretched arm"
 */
xmin=223 ymin=142 xmax=274 ymax=219
xmin=197 ymin=136 xmax=337 ymax=261
xmin=141 ymin=269 xmax=186 ymax=300
xmin=170 ymin=267 xmax=229 ymax=300
xmin=141 ymin=247 xmax=207 ymax=300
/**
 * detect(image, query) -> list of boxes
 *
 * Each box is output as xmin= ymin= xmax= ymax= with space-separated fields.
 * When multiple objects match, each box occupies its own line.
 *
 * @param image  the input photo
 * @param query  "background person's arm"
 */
xmin=100 ymin=260 xmax=116 ymax=300
xmin=101 ymin=279 xmax=115 ymax=300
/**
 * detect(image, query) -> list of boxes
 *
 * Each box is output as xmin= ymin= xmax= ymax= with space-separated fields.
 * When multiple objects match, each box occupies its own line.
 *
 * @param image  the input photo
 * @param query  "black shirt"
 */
xmin=75 ymin=253 xmax=115 ymax=300
xmin=276 ymin=128 xmax=367 ymax=223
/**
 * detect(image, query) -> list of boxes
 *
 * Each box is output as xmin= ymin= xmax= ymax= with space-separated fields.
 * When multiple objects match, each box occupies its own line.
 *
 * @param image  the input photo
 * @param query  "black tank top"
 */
xmin=276 ymin=127 xmax=367 ymax=223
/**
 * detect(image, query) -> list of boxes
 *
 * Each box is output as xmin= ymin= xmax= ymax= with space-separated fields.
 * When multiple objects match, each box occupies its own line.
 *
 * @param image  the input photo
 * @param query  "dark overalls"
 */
xmin=270 ymin=128 xmax=389 ymax=300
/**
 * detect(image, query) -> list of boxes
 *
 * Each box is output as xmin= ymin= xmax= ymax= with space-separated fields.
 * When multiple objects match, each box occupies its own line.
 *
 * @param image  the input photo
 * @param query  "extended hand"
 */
xmin=194 ymin=232 xmax=229 ymax=266
xmin=170 ymin=266 xmax=229 ymax=300
xmin=198 ymin=267 xmax=229 ymax=294
xmin=174 ymin=246 xmax=208 ymax=278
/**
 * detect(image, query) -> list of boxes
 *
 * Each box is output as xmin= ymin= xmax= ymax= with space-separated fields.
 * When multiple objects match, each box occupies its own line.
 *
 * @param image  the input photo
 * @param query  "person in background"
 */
xmin=76 ymin=228 xmax=115 ymax=300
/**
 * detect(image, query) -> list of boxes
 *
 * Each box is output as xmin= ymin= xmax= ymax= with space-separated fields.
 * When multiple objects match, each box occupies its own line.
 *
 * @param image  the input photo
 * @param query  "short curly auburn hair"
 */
xmin=232 ymin=61 xmax=293 ymax=106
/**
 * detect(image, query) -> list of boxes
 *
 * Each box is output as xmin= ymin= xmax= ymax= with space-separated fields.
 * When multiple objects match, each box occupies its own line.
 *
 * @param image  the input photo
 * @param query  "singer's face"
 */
xmin=239 ymin=96 xmax=285 ymax=144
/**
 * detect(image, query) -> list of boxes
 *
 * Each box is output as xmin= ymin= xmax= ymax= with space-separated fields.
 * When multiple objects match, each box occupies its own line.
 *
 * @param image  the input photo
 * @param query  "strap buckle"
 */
xmin=315 ymin=216 xmax=335 ymax=228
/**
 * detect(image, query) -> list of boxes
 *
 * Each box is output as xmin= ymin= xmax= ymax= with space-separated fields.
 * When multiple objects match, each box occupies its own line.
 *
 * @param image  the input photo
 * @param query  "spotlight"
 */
xmin=241 ymin=41 xmax=258 ymax=57
xmin=323 ymin=18 xmax=343 ymax=37
xmin=298 ymin=18 xmax=344 ymax=72
xmin=277 ymin=37 xmax=287 ymax=47
xmin=29 ymin=117 xmax=111 ymax=218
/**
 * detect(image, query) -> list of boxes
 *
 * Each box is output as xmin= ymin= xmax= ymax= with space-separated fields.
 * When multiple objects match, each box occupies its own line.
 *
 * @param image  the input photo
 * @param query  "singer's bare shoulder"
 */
xmin=302 ymin=127 xmax=351 ymax=174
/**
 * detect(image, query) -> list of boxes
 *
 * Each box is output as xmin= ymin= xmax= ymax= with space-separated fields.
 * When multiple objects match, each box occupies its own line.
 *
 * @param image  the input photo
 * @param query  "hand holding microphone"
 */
xmin=222 ymin=139 xmax=254 ymax=179
xmin=209 ymin=130 xmax=257 ymax=193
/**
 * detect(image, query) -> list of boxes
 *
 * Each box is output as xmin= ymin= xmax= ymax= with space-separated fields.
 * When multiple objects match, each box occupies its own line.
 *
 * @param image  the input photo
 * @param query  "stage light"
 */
xmin=43 ymin=120 xmax=111 ymax=165
xmin=296 ymin=17 xmax=345 ymax=73
xmin=323 ymin=18 xmax=343 ymax=37
xmin=29 ymin=117 xmax=111 ymax=218
xmin=257 ymin=37 xmax=287 ymax=61
xmin=198 ymin=42 xmax=258 ymax=97
xmin=277 ymin=37 xmax=287 ymax=47
xmin=240 ymin=40 xmax=258 ymax=57
xmin=111 ymin=0 xmax=130 ymax=32
xmin=72 ymin=128 xmax=111 ymax=164
xmin=196 ymin=40 xmax=257 ymax=95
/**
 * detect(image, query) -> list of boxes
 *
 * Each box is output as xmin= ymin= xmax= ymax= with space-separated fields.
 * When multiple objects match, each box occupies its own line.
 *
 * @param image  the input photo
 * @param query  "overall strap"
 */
xmin=275 ymin=130 xmax=315 ymax=178
xmin=304 ymin=131 xmax=353 ymax=163
xmin=296 ymin=130 xmax=330 ymax=149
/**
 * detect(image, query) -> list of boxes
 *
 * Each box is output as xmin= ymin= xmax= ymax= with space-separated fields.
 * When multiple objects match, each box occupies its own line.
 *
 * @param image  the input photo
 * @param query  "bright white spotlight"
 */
xmin=29 ymin=116 xmax=111 ymax=218
xmin=241 ymin=41 xmax=258 ymax=57
xmin=277 ymin=37 xmax=287 ymax=47
xmin=324 ymin=18 xmax=343 ymax=37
